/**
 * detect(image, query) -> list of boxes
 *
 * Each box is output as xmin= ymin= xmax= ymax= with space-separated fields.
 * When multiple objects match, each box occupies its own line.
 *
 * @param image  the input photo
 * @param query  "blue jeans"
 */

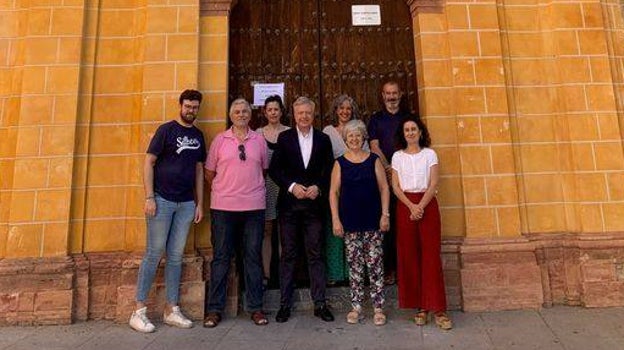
xmin=136 ymin=195 xmax=195 ymax=304
xmin=207 ymin=209 xmax=265 ymax=313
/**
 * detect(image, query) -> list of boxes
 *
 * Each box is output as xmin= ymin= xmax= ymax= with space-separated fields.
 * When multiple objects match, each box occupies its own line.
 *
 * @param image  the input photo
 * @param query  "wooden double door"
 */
xmin=229 ymin=0 xmax=418 ymax=128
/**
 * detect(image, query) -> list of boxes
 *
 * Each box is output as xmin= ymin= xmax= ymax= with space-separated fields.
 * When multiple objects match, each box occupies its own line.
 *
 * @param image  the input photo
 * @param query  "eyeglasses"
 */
xmin=238 ymin=144 xmax=246 ymax=161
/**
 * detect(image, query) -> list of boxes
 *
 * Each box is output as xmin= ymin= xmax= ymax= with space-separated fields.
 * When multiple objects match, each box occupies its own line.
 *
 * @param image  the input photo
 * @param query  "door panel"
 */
xmin=229 ymin=0 xmax=321 ymax=128
xmin=229 ymin=0 xmax=417 ymax=128
xmin=319 ymin=0 xmax=417 ymax=124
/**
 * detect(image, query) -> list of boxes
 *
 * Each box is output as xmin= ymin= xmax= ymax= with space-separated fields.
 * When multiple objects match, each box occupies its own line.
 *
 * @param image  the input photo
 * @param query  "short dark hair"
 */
xmin=382 ymin=80 xmax=401 ymax=92
xmin=264 ymin=95 xmax=285 ymax=113
xmin=262 ymin=95 xmax=289 ymax=126
xmin=395 ymin=116 xmax=431 ymax=150
xmin=179 ymin=89 xmax=202 ymax=104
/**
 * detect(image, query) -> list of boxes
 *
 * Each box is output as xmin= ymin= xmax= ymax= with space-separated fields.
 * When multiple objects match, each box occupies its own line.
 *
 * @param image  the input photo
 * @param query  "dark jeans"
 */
xmin=207 ymin=209 xmax=265 ymax=313
xmin=279 ymin=207 xmax=326 ymax=307
xmin=384 ymin=196 xmax=397 ymax=274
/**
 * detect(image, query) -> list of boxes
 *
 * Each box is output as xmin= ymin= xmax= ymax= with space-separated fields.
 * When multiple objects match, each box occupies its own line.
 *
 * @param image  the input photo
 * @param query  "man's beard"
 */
xmin=181 ymin=113 xmax=196 ymax=124
xmin=385 ymin=99 xmax=399 ymax=108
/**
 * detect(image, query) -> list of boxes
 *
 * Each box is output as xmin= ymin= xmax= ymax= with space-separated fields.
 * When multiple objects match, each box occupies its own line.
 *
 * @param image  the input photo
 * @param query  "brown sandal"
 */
xmin=414 ymin=311 xmax=428 ymax=326
xmin=434 ymin=312 xmax=452 ymax=330
xmin=251 ymin=311 xmax=268 ymax=326
xmin=346 ymin=309 xmax=361 ymax=324
xmin=373 ymin=308 xmax=386 ymax=326
xmin=203 ymin=312 xmax=221 ymax=328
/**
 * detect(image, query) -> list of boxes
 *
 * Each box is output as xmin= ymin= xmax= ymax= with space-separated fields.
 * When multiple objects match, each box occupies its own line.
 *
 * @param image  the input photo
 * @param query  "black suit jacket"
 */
xmin=268 ymin=127 xmax=334 ymax=211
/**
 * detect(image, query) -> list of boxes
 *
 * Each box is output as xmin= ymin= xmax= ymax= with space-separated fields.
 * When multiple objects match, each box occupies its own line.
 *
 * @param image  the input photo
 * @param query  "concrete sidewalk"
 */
xmin=1 ymin=306 xmax=623 ymax=350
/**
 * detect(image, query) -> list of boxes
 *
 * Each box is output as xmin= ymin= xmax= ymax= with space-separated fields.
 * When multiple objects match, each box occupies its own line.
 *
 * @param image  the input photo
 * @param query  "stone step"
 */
xmin=252 ymin=285 xmax=399 ymax=312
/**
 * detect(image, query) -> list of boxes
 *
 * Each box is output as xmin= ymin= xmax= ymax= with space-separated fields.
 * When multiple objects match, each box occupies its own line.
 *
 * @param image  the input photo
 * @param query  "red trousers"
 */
xmin=396 ymin=193 xmax=447 ymax=312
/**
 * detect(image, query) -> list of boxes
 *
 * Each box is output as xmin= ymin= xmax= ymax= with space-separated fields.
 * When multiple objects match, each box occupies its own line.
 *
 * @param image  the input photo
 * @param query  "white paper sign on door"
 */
xmin=253 ymin=83 xmax=285 ymax=107
xmin=352 ymin=5 xmax=381 ymax=26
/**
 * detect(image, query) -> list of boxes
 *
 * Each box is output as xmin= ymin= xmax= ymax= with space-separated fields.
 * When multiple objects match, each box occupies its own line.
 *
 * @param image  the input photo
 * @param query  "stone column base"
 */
xmin=3 ymin=233 xmax=624 ymax=325
xmin=459 ymin=239 xmax=544 ymax=311
xmin=530 ymin=233 xmax=624 ymax=308
xmin=0 ymin=256 xmax=74 ymax=325
xmin=0 ymin=252 xmax=207 ymax=326
xmin=452 ymin=232 xmax=624 ymax=312
xmin=111 ymin=253 xmax=205 ymax=323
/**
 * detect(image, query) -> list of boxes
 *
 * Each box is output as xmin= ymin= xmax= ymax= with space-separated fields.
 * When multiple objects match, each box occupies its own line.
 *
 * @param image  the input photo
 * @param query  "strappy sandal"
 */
xmin=251 ymin=311 xmax=268 ymax=326
xmin=346 ymin=309 xmax=361 ymax=324
xmin=373 ymin=308 xmax=386 ymax=326
xmin=203 ymin=312 xmax=221 ymax=328
xmin=434 ymin=312 xmax=453 ymax=330
xmin=414 ymin=311 xmax=428 ymax=326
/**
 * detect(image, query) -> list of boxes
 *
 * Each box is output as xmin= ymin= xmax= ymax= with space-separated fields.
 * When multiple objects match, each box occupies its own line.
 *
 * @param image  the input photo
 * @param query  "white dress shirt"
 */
xmin=288 ymin=126 xmax=314 ymax=193
xmin=297 ymin=126 xmax=313 ymax=169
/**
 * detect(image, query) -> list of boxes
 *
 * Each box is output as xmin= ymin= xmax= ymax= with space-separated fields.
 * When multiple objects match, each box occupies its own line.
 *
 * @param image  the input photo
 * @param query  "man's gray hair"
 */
xmin=229 ymin=98 xmax=251 ymax=116
xmin=292 ymin=96 xmax=316 ymax=111
xmin=342 ymin=119 xmax=368 ymax=141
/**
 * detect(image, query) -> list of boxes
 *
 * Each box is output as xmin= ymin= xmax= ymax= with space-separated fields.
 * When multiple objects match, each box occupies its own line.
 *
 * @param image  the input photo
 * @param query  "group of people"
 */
xmin=128 ymin=82 xmax=452 ymax=333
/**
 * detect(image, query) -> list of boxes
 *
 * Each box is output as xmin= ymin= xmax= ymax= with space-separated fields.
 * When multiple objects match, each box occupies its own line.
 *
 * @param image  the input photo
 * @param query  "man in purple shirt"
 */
xmin=367 ymin=81 xmax=409 ymax=286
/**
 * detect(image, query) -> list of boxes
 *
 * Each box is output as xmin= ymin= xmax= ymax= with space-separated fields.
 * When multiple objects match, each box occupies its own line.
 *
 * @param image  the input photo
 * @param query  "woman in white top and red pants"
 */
xmin=391 ymin=116 xmax=452 ymax=331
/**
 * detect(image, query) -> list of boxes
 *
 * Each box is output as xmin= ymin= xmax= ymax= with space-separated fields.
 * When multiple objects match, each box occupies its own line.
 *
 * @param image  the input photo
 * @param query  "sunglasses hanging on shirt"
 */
xmin=238 ymin=144 xmax=246 ymax=161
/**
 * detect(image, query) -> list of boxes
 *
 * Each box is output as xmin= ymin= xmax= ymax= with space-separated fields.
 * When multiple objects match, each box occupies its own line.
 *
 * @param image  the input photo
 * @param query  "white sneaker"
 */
xmin=129 ymin=307 xmax=156 ymax=333
xmin=163 ymin=306 xmax=193 ymax=328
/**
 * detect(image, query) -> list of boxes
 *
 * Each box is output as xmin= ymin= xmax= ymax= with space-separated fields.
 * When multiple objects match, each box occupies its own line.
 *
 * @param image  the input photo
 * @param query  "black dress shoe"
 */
xmin=314 ymin=305 xmax=334 ymax=322
xmin=275 ymin=306 xmax=291 ymax=323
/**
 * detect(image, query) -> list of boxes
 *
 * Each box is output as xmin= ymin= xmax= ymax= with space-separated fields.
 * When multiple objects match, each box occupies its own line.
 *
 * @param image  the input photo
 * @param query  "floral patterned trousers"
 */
xmin=344 ymin=230 xmax=385 ymax=310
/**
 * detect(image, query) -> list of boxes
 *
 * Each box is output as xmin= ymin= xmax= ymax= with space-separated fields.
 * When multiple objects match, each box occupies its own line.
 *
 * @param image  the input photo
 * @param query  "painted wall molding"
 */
xmin=405 ymin=0 xmax=444 ymax=16
xmin=200 ymin=0 xmax=238 ymax=16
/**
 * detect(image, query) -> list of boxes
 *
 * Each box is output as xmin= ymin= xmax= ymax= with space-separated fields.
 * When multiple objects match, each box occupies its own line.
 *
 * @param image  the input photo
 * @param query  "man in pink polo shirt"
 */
xmin=204 ymin=98 xmax=269 ymax=328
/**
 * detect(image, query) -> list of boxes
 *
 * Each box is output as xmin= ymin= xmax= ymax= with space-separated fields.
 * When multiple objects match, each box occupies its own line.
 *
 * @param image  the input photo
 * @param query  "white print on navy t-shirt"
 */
xmin=176 ymin=136 xmax=201 ymax=154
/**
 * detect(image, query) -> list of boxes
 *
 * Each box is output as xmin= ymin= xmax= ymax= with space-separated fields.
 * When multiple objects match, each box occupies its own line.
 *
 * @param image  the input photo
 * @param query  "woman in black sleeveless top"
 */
xmin=329 ymin=119 xmax=390 ymax=326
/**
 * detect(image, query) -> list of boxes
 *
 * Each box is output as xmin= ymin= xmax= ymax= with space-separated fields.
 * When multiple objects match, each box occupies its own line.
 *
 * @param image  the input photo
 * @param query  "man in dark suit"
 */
xmin=269 ymin=96 xmax=335 ymax=323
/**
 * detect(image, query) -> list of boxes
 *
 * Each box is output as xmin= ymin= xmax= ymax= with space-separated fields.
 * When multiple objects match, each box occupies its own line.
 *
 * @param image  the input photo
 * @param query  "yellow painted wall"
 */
xmin=1 ymin=1 xmax=623 ymax=259
xmin=0 ymin=1 xmax=229 ymax=259
xmin=1 ymin=1 xmax=87 ymax=258
xmin=196 ymin=14 xmax=230 ymax=247
xmin=413 ymin=0 xmax=624 ymax=238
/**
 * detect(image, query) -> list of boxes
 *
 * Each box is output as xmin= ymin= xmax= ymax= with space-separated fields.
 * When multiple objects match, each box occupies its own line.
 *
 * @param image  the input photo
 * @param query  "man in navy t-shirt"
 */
xmin=367 ymin=81 xmax=409 ymax=286
xmin=129 ymin=89 xmax=207 ymax=333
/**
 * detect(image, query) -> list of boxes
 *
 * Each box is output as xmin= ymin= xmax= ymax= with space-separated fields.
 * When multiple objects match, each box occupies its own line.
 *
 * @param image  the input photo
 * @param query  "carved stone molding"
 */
xmin=0 ymin=253 xmax=207 ymax=326
xmin=406 ymin=0 xmax=444 ymax=17
xmin=3 ymin=232 xmax=624 ymax=325
xmin=200 ymin=0 xmax=238 ymax=16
